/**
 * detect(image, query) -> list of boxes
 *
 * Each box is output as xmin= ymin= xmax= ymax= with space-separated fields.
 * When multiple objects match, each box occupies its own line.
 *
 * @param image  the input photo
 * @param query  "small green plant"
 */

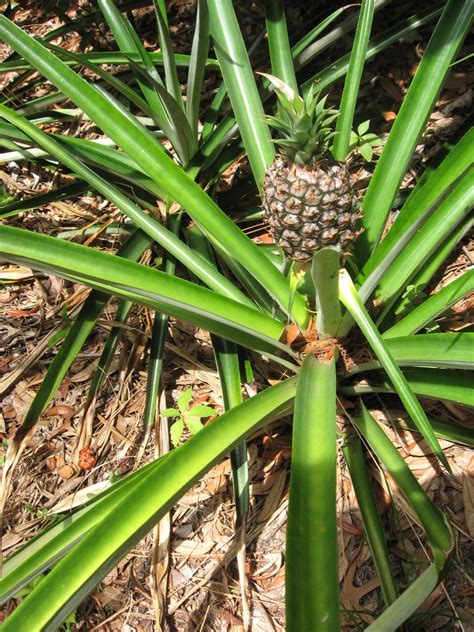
xmin=0 ymin=438 xmax=7 ymax=467
xmin=0 ymin=184 xmax=13 ymax=205
xmin=349 ymin=119 xmax=384 ymax=162
xmin=160 ymin=388 xmax=216 ymax=446
xmin=60 ymin=611 xmax=76 ymax=632
xmin=24 ymin=503 xmax=60 ymax=522
xmin=107 ymin=469 xmax=122 ymax=485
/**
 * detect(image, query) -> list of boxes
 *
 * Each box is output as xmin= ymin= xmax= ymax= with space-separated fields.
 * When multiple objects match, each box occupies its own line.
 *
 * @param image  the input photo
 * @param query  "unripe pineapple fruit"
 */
xmin=262 ymin=76 xmax=357 ymax=262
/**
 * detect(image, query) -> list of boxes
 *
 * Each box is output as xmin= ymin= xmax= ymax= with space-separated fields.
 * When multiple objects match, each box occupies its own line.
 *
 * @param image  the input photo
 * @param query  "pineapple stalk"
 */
xmin=311 ymin=246 xmax=342 ymax=338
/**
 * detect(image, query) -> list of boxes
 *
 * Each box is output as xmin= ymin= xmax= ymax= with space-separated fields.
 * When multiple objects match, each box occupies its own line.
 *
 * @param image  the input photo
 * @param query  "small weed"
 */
xmin=160 ymin=388 xmax=216 ymax=446
xmin=349 ymin=120 xmax=384 ymax=162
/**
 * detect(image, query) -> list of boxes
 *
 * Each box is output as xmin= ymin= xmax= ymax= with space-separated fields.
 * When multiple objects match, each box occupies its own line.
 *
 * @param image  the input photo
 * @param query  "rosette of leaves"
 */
xmin=0 ymin=0 xmax=472 ymax=630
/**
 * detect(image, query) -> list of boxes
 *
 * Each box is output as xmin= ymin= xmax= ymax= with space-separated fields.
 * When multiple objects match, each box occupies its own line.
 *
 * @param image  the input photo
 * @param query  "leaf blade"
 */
xmin=207 ymin=0 xmax=274 ymax=186
xmin=286 ymin=354 xmax=339 ymax=631
xmin=383 ymin=270 xmax=474 ymax=339
xmin=358 ymin=0 xmax=472 ymax=259
xmin=339 ymin=270 xmax=451 ymax=472
xmin=0 ymin=225 xmax=287 ymax=354
xmin=333 ymin=0 xmax=375 ymax=160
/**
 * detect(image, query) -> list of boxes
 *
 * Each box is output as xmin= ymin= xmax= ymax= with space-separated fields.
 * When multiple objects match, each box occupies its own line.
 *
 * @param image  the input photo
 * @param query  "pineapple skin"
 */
xmin=263 ymin=155 xmax=356 ymax=261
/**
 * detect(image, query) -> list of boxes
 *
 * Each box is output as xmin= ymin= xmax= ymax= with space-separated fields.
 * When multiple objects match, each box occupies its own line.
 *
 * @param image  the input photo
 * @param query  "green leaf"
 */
xmin=0 ymin=225 xmax=288 ymax=355
xmin=358 ymin=0 xmax=472 ymax=260
xmin=213 ymin=337 xmax=248 ymax=524
xmin=0 ymin=51 xmax=210 ymax=73
xmin=45 ymin=42 xmax=155 ymax=120
xmin=124 ymin=58 xmax=197 ymax=163
xmin=185 ymin=416 xmax=205 ymax=435
xmin=160 ymin=408 xmax=181 ymax=418
xmin=178 ymin=388 xmax=194 ymax=413
xmin=359 ymin=128 xmax=473 ymax=292
xmin=86 ymin=295 xmax=134 ymax=402
xmin=348 ymin=333 xmax=474 ymax=373
xmin=143 ymin=214 xmax=179 ymax=430
xmin=339 ymin=270 xmax=451 ymax=472
xmin=396 ymin=416 xmax=474 ymax=448
xmin=15 ymin=230 xmax=152 ymax=433
xmin=186 ymin=232 xmax=250 ymax=527
xmin=342 ymin=368 xmax=473 ymax=407
xmin=186 ymin=0 xmax=210 ymax=137
xmin=0 ymin=181 xmax=88 ymax=219
xmin=365 ymin=134 xmax=383 ymax=146
xmin=333 ymin=0 xmax=374 ymax=160
xmin=97 ymin=0 xmax=166 ymax=116
xmin=311 ymin=246 xmax=342 ymax=338
xmin=366 ymin=565 xmax=439 ymax=632
xmin=353 ymin=403 xmax=452 ymax=557
xmin=373 ymin=172 xmax=473 ymax=308
xmin=302 ymin=7 xmax=442 ymax=94
xmin=188 ymin=404 xmax=216 ymax=417
xmin=359 ymin=142 xmax=373 ymax=162
xmin=207 ymin=0 xmax=274 ymax=186
xmin=0 ymin=103 xmax=250 ymax=307
xmin=286 ymin=354 xmax=339 ymax=632
xmin=293 ymin=4 xmax=360 ymax=66
xmin=392 ymin=214 xmax=472 ymax=318
xmin=342 ymin=435 xmax=397 ymax=607
xmin=1 ymin=455 xmax=172 ymax=602
xmin=358 ymin=120 xmax=370 ymax=135
xmin=170 ymin=419 xmax=184 ymax=446
xmin=383 ymin=270 xmax=474 ymax=338
xmin=153 ymin=0 xmax=184 ymax=109
xmin=265 ymin=0 xmax=298 ymax=93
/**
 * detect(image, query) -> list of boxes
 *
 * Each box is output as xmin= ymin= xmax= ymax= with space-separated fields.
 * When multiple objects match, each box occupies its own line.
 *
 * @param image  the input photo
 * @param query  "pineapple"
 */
xmin=262 ymin=77 xmax=356 ymax=262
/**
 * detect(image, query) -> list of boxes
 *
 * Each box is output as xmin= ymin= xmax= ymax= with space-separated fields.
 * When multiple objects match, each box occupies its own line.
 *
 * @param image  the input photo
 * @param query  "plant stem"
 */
xmin=311 ymin=246 xmax=342 ymax=338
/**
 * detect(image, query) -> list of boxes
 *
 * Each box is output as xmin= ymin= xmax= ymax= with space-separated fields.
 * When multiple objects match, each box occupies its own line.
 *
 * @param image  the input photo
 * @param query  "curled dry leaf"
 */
xmin=0 ymin=265 xmax=34 ymax=281
xmin=46 ymin=455 xmax=57 ymax=471
xmin=45 ymin=404 xmax=76 ymax=420
xmin=57 ymin=464 xmax=76 ymax=480
xmin=380 ymin=76 xmax=404 ymax=102
xmin=50 ymin=480 xmax=111 ymax=514
xmin=12 ymin=380 xmax=36 ymax=420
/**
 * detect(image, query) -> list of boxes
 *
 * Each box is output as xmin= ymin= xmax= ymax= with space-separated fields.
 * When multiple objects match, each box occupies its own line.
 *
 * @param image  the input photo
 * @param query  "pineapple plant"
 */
xmin=0 ymin=0 xmax=472 ymax=630
xmin=262 ymin=77 xmax=357 ymax=261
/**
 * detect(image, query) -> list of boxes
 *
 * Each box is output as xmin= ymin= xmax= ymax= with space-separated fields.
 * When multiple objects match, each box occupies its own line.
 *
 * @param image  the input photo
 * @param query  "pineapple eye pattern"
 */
xmin=262 ymin=81 xmax=357 ymax=261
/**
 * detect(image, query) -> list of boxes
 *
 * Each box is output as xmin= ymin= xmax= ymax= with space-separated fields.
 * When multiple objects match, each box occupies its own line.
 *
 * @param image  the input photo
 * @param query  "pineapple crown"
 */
xmin=262 ymin=74 xmax=339 ymax=166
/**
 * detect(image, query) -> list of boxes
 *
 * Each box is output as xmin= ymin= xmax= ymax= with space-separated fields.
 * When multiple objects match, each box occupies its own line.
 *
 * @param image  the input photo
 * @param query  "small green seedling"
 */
xmin=394 ymin=284 xmax=442 ymax=332
xmin=0 ymin=184 xmax=13 ymax=205
xmin=61 ymin=611 xmax=77 ymax=632
xmin=160 ymin=388 xmax=216 ymax=447
xmin=14 ymin=574 xmax=45 ymax=599
xmin=0 ymin=437 xmax=7 ymax=466
xmin=108 ymin=468 xmax=122 ymax=485
xmin=349 ymin=120 xmax=384 ymax=162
